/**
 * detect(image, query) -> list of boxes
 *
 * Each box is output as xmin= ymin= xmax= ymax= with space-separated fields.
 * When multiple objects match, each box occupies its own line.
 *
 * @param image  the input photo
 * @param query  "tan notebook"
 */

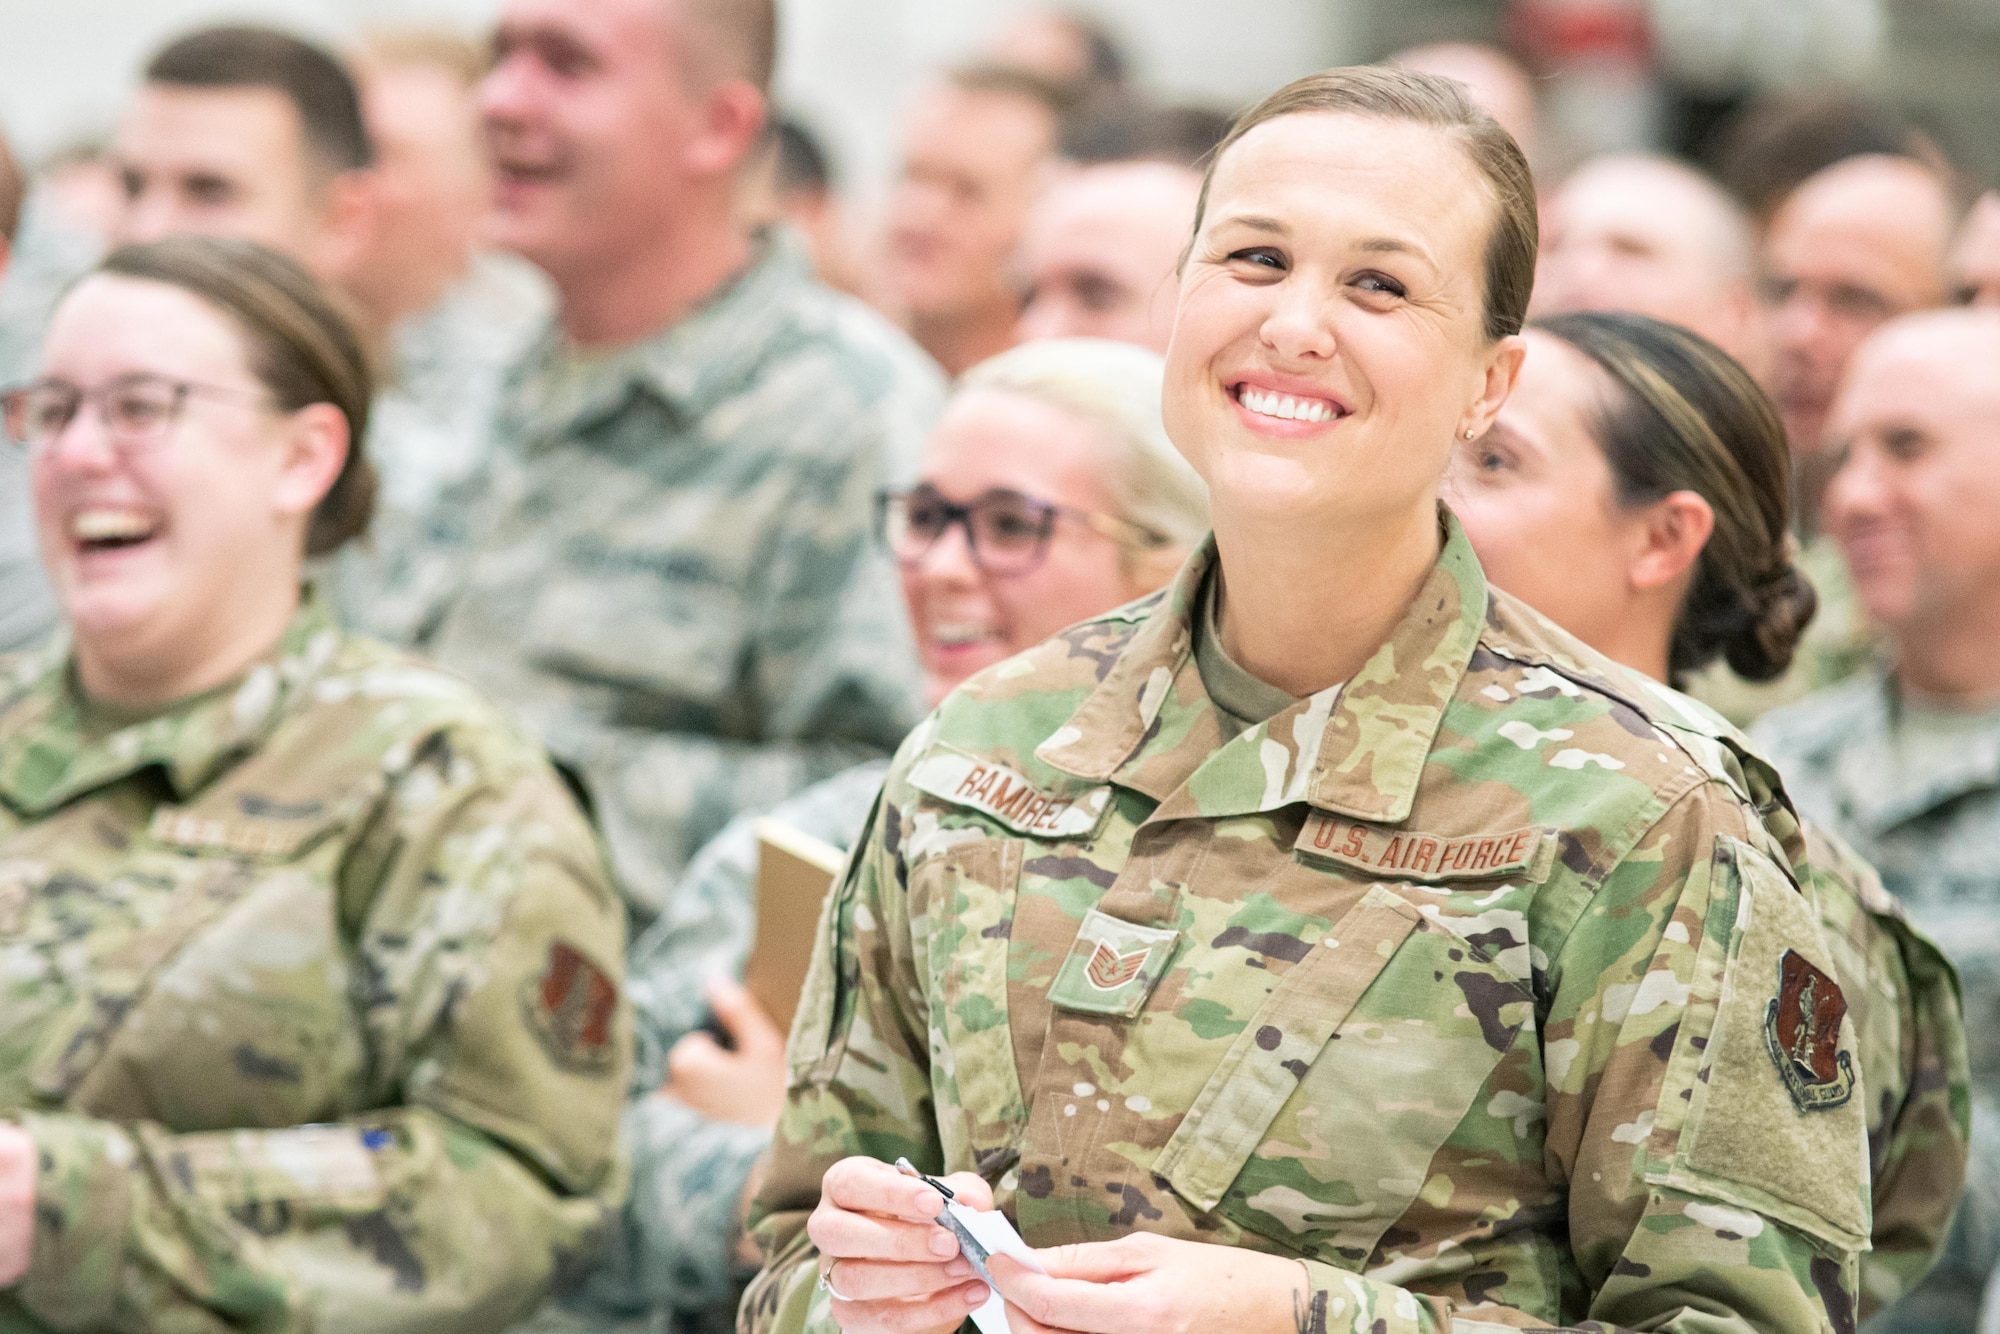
xmin=744 ymin=819 xmax=849 ymax=1035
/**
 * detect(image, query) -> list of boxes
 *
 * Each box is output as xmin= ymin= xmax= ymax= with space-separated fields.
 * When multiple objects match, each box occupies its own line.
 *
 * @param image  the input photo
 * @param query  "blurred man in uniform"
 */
xmin=107 ymin=25 xmax=553 ymax=643
xmin=1689 ymin=153 xmax=1954 ymax=726
xmin=431 ymin=0 xmax=938 ymax=924
xmin=1761 ymin=154 xmax=1953 ymax=509
xmin=1532 ymin=154 xmax=1762 ymax=366
xmin=1014 ymin=158 xmax=1198 ymax=353
xmin=1757 ymin=308 xmax=2000 ymax=1333
xmin=0 ymin=132 xmax=54 ymax=655
xmin=1949 ymin=192 xmax=2000 ymax=309
xmin=876 ymin=66 xmax=1063 ymax=375
xmin=114 ymin=27 xmax=380 ymax=298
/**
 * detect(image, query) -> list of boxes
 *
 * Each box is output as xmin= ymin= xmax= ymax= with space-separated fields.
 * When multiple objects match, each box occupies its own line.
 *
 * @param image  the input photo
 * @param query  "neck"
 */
xmin=1594 ymin=589 xmax=1680 ymax=686
xmin=346 ymin=253 xmax=472 ymax=336
xmin=555 ymin=211 xmax=752 ymax=351
xmin=75 ymin=578 xmax=302 ymax=711
xmin=908 ymin=296 xmax=1021 ymax=377
xmin=1893 ymin=595 xmax=2000 ymax=708
xmin=1214 ymin=502 xmax=1441 ymax=698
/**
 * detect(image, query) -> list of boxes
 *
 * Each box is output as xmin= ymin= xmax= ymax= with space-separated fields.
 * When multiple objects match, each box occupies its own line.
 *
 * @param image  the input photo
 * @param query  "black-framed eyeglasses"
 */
xmin=875 ymin=483 xmax=1168 ymax=577
xmin=1 ymin=373 xmax=275 ymax=454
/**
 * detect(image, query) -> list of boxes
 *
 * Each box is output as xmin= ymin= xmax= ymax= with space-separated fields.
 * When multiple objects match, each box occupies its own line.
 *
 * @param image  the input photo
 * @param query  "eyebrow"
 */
xmin=1213 ymin=212 xmax=1431 ymax=261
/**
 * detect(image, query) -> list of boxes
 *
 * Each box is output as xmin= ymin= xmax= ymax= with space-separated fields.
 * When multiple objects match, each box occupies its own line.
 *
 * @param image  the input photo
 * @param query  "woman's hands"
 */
xmin=988 ymin=1232 xmax=1310 ymax=1334
xmin=662 ymin=976 xmax=789 ymax=1126
xmin=0 ymin=1123 xmax=35 ymax=1286
xmin=805 ymin=1157 xmax=994 ymax=1334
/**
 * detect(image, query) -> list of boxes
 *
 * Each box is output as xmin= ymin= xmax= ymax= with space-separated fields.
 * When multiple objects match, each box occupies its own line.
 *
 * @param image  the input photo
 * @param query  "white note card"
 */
xmin=947 ymin=1201 xmax=1044 ymax=1334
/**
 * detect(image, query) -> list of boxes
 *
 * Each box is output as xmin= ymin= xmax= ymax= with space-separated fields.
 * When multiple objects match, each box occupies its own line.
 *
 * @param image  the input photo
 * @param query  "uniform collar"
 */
xmin=1038 ymin=511 xmax=1488 ymax=825
xmin=1832 ymin=670 xmax=2000 ymax=833
xmin=505 ymin=228 xmax=810 ymax=450
xmin=0 ymin=594 xmax=344 ymax=817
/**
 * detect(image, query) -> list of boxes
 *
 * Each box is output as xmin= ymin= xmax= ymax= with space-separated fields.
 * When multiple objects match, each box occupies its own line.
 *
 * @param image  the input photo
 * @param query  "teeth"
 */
xmin=73 ymin=509 xmax=156 ymax=542
xmin=1239 ymin=387 xmax=1338 ymax=423
xmin=931 ymin=623 xmax=995 ymax=647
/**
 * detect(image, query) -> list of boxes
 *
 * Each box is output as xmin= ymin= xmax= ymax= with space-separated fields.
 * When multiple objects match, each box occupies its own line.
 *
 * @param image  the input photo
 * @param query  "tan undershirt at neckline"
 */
xmin=1195 ymin=567 xmax=1304 ymax=740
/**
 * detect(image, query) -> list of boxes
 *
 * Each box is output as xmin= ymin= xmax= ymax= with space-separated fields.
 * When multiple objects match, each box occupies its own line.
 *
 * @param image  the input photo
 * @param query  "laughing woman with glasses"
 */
xmin=0 ymin=236 xmax=629 ymax=1332
xmin=575 ymin=337 xmax=1209 ymax=1334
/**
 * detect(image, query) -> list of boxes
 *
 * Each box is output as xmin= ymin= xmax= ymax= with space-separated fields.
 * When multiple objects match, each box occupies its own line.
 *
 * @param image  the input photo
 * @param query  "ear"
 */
xmin=1629 ymin=489 xmax=1715 ymax=592
xmin=687 ymin=80 xmax=770 ymax=179
xmin=1457 ymin=334 xmax=1528 ymax=440
xmin=269 ymin=402 xmax=351 ymax=527
xmin=310 ymin=169 xmax=383 ymax=294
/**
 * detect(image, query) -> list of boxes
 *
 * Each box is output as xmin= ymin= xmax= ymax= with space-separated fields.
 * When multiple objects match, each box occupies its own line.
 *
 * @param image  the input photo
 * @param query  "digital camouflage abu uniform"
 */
xmin=1757 ymin=672 xmax=2000 ymax=1333
xmin=0 ymin=597 xmax=631 ymax=1332
xmin=745 ymin=518 xmax=1875 ymax=1334
xmin=399 ymin=230 xmax=942 ymax=924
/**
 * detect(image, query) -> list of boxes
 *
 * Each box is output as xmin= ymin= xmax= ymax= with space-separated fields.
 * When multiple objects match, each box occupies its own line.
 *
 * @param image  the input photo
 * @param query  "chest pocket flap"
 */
xmin=1154 ymin=884 xmax=1532 ymax=1259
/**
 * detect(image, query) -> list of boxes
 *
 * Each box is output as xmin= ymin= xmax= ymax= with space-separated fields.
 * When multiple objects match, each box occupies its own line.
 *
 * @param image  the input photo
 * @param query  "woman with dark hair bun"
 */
xmin=0 ymin=236 xmax=629 ymax=1329
xmin=1449 ymin=309 xmax=1970 ymax=1317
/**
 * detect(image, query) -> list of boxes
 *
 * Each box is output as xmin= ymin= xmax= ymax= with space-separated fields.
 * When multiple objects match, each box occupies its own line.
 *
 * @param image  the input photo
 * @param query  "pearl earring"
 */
xmin=1462 ymin=428 xmax=1476 ymax=440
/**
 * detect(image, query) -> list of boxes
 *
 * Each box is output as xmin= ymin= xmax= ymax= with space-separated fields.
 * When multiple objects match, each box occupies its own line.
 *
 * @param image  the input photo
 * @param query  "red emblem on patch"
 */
xmin=524 ymin=940 xmax=619 ymax=1073
xmin=1084 ymin=941 xmax=1148 ymax=991
xmin=1764 ymin=949 xmax=1855 ymax=1111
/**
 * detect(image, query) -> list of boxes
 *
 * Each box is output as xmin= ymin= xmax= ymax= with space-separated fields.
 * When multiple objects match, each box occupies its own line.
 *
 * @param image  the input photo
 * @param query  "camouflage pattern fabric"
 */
xmin=332 ymin=252 xmax=553 ymax=648
xmin=543 ymin=761 xmax=888 ymax=1334
xmin=1618 ymin=677 xmax=1970 ymax=1318
xmin=744 ymin=515 xmax=1876 ymax=1334
xmin=1757 ymin=673 xmax=2000 ymax=1333
xmin=0 ymin=594 xmax=631 ymax=1332
xmin=408 ymin=229 xmax=941 ymax=925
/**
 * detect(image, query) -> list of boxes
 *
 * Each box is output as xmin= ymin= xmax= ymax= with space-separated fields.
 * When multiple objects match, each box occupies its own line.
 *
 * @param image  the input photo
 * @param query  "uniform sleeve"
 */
xmin=1284 ymin=786 xmax=1873 ymax=1334
xmin=1803 ymin=823 xmax=1970 ymax=1314
xmin=740 ymin=786 xmax=939 ymax=1334
xmin=11 ymin=726 xmax=632 ymax=1334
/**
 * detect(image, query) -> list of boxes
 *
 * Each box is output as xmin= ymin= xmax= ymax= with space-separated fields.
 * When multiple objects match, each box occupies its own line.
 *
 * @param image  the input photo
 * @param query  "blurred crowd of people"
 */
xmin=0 ymin=2 xmax=1993 ymax=1333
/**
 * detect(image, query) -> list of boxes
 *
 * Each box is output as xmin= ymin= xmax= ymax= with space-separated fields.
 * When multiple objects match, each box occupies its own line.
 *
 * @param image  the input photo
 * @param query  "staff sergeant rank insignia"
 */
xmin=1764 ymin=948 xmax=1855 ymax=1111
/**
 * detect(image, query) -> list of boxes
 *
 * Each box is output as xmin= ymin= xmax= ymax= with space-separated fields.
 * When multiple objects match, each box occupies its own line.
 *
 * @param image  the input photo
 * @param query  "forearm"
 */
xmin=13 ymin=1105 xmax=613 ymax=1334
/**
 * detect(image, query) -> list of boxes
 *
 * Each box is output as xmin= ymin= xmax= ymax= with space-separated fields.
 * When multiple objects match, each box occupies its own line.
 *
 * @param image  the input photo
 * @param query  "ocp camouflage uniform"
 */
xmin=1615 ymin=678 xmax=1969 ymax=1317
xmin=0 ymin=596 xmax=631 ymax=1332
xmin=411 ymin=229 xmax=941 ymax=925
xmin=745 ymin=517 xmax=1877 ymax=1334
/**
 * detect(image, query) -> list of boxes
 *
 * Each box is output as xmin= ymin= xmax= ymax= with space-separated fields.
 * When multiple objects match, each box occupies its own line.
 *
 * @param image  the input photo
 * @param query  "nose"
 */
xmin=913 ymin=518 xmax=984 ymax=586
xmin=1259 ymin=276 xmax=1337 ymax=361
xmin=36 ymin=398 xmax=121 ymax=472
xmin=114 ymin=185 xmax=174 ymax=247
xmin=1824 ymin=441 xmax=1888 ymax=531
xmin=478 ymin=50 xmax=537 ymax=132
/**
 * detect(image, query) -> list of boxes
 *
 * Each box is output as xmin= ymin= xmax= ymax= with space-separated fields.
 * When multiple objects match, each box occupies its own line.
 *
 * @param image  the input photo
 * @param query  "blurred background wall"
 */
xmin=0 ymin=0 xmax=1995 ymax=196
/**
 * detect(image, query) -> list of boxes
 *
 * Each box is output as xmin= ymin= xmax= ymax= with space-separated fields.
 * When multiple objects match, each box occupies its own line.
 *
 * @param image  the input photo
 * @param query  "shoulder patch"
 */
xmin=1766 ymin=948 xmax=1855 ymax=1111
xmin=1296 ymin=813 xmax=1556 ymax=883
xmin=908 ymin=744 xmax=1110 ymax=839
xmin=524 ymin=941 xmax=619 ymax=1075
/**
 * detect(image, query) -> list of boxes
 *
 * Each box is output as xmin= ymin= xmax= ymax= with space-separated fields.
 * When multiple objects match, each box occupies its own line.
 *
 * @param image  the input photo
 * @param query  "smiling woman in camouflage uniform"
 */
xmin=743 ymin=68 xmax=1874 ymax=1334
xmin=0 ymin=236 xmax=629 ymax=1331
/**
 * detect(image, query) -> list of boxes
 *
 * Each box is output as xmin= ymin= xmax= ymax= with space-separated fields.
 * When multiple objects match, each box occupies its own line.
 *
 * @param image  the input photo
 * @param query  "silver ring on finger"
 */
xmin=817 ymin=1257 xmax=860 ymax=1303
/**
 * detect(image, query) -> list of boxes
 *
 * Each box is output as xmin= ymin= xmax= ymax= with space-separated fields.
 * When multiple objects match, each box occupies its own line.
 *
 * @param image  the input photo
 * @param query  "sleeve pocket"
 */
xmin=1649 ymin=836 xmax=1873 ymax=1252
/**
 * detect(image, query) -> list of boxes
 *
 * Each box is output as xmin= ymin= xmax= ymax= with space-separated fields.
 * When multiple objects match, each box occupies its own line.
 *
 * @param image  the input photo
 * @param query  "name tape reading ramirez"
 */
xmin=909 ymin=746 xmax=1111 ymax=838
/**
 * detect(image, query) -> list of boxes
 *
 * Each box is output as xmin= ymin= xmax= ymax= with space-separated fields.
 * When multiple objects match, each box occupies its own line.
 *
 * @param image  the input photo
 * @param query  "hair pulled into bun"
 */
xmin=1532 ymin=312 xmax=1818 ymax=687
